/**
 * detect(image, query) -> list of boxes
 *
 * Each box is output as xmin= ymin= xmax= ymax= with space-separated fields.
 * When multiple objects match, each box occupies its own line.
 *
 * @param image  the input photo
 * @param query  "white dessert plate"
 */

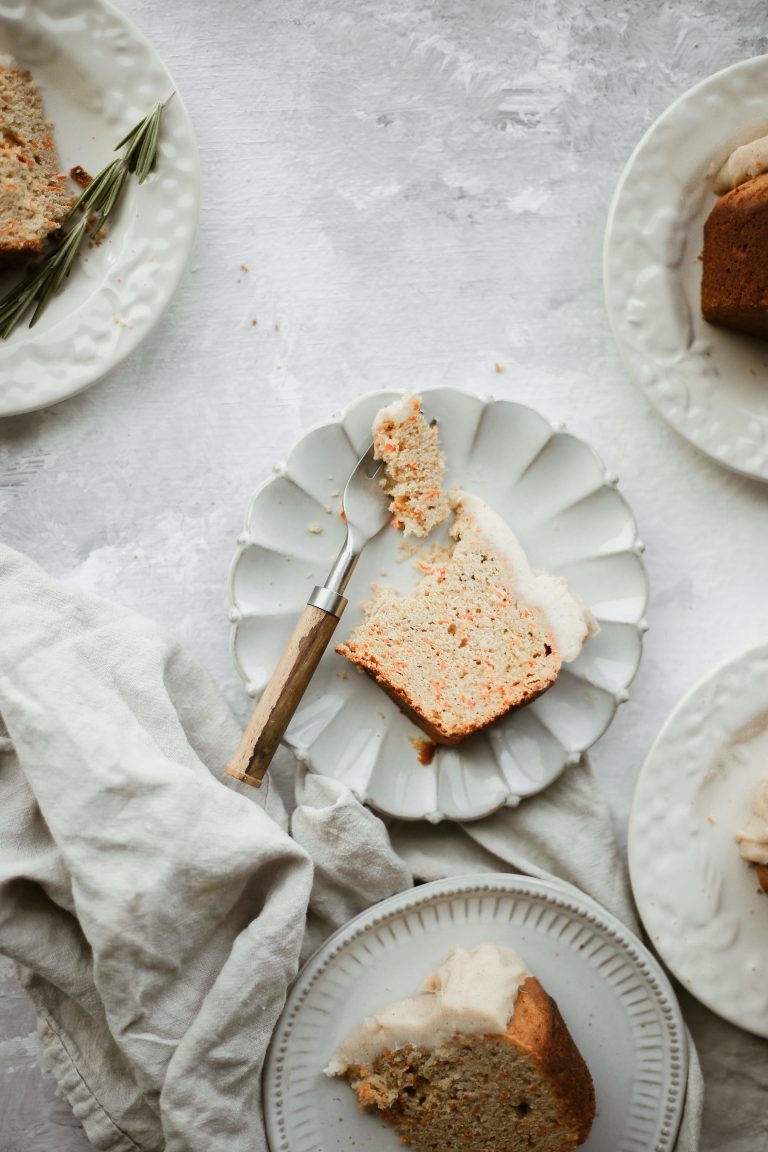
xmin=628 ymin=642 xmax=768 ymax=1038
xmin=0 ymin=0 xmax=199 ymax=417
xmin=264 ymin=874 xmax=688 ymax=1152
xmin=229 ymin=387 xmax=647 ymax=823
xmin=604 ymin=54 xmax=768 ymax=480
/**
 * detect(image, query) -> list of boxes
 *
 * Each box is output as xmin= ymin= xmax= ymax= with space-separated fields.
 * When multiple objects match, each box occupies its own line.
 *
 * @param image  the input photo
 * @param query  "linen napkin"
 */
xmin=0 ymin=543 xmax=704 ymax=1151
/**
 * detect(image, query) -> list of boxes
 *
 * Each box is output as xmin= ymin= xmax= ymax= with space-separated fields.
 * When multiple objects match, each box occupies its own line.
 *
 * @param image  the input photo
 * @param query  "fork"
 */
xmin=226 ymin=443 xmax=390 ymax=788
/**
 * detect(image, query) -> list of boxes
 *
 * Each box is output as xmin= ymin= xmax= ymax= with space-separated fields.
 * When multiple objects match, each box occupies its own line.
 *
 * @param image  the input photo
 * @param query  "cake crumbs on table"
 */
xmin=307 ymin=522 xmax=323 ymax=534
xmin=494 ymin=362 xmax=504 ymax=373
xmin=707 ymin=814 xmax=717 ymax=825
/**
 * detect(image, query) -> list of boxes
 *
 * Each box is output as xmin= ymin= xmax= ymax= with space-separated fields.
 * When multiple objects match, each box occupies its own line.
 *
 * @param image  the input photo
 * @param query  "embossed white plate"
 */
xmin=604 ymin=55 xmax=768 ymax=479
xmin=629 ymin=642 xmax=768 ymax=1037
xmin=264 ymin=874 xmax=688 ymax=1152
xmin=0 ymin=0 xmax=199 ymax=416
xmin=230 ymin=387 xmax=647 ymax=822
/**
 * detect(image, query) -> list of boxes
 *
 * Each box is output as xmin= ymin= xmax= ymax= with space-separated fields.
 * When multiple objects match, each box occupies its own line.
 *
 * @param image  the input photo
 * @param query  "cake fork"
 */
xmin=226 ymin=443 xmax=390 ymax=788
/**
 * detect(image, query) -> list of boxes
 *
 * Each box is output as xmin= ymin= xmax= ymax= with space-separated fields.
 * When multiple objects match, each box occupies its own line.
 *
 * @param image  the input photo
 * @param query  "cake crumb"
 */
xmin=241 ymin=263 xmax=249 ymax=272
xmin=336 ymin=670 xmax=348 ymax=680
xmin=324 ymin=504 xmax=332 ymax=514
xmin=307 ymin=522 xmax=323 ymax=534
xmin=70 ymin=165 xmax=92 ymax=188
xmin=494 ymin=362 xmax=504 ymax=373
xmin=330 ymin=489 xmax=340 ymax=497
xmin=408 ymin=735 xmax=437 ymax=765
xmin=251 ymin=319 xmax=258 ymax=326
xmin=707 ymin=814 xmax=717 ymax=825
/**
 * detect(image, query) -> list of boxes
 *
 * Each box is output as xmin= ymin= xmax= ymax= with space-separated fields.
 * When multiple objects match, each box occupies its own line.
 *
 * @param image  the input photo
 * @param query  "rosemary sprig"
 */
xmin=0 ymin=100 xmax=167 ymax=340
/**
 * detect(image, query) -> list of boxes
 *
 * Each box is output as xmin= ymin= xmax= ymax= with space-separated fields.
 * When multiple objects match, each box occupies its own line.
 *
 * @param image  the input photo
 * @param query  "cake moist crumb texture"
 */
xmin=336 ymin=492 xmax=598 ymax=743
xmin=701 ymin=171 xmax=768 ymax=339
xmin=373 ymin=392 xmax=450 ymax=537
xmin=326 ymin=945 xmax=596 ymax=1152
xmin=0 ymin=66 xmax=71 ymax=256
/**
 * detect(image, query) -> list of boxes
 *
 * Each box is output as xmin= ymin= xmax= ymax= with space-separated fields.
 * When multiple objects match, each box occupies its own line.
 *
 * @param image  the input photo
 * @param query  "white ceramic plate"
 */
xmin=230 ymin=388 xmax=647 ymax=823
xmin=629 ymin=642 xmax=768 ymax=1038
xmin=604 ymin=54 xmax=768 ymax=480
xmin=0 ymin=0 xmax=199 ymax=417
xmin=264 ymin=874 xmax=688 ymax=1152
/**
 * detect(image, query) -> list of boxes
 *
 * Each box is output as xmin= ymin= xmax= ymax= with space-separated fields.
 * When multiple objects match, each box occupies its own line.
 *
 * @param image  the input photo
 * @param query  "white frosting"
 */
xmin=325 ymin=943 xmax=529 ymax=1076
xmin=713 ymin=134 xmax=768 ymax=194
xmin=736 ymin=775 xmax=768 ymax=866
xmin=373 ymin=391 xmax=421 ymax=430
xmin=456 ymin=491 xmax=598 ymax=662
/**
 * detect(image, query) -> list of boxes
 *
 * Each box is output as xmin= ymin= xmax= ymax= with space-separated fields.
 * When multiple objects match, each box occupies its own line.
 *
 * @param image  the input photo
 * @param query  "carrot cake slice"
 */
xmin=736 ymin=775 xmax=768 ymax=893
xmin=325 ymin=943 xmax=596 ymax=1152
xmin=373 ymin=393 xmax=450 ymax=537
xmin=336 ymin=492 xmax=596 ymax=744
xmin=0 ymin=66 xmax=71 ymax=257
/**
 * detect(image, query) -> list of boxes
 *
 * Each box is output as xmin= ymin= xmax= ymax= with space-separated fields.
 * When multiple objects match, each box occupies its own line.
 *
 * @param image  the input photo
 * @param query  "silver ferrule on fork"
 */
xmin=307 ymin=527 xmax=361 ymax=618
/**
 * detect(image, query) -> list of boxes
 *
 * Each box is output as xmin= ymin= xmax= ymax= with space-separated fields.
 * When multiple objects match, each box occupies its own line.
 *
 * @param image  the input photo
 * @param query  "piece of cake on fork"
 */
xmin=373 ymin=392 xmax=450 ymax=537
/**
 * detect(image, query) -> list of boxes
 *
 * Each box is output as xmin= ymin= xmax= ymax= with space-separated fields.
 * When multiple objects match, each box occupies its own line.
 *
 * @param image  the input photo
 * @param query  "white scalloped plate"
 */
xmin=229 ymin=388 xmax=647 ymax=823
xmin=0 ymin=0 xmax=199 ymax=417
xmin=264 ymin=874 xmax=688 ymax=1152
xmin=629 ymin=642 xmax=768 ymax=1038
xmin=604 ymin=54 xmax=768 ymax=480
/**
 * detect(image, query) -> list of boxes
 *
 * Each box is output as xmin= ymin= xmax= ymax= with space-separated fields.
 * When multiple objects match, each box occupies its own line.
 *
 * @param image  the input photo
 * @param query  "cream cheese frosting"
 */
xmin=325 ymin=943 xmax=530 ymax=1076
xmin=713 ymin=134 xmax=768 ymax=195
xmin=454 ymin=491 xmax=598 ymax=662
xmin=736 ymin=775 xmax=768 ymax=866
xmin=373 ymin=391 xmax=421 ymax=429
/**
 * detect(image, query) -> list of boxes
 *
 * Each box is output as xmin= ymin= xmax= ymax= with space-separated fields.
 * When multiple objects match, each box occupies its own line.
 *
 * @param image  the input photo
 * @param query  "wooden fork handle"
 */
xmin=227 ymin=604 xmax=341 ymax=788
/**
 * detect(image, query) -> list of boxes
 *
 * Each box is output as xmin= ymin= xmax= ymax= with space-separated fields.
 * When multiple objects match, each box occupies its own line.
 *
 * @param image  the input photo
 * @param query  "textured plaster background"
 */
xmin=1 ymin=1 xmax=768 ymax=1148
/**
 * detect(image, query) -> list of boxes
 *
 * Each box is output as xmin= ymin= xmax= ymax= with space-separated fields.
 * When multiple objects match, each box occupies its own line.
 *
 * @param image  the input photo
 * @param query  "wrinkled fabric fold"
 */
xmin=0 ymin=544 xmax=702 ymax=1150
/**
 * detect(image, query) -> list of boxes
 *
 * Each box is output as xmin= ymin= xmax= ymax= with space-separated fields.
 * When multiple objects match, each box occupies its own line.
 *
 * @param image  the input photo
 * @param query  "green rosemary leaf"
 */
xmin=91 ymin=164 xmax=129 ymax=234
xmin=125 ymin=102 xmax=163 ymax=183
xmin=29 ymin=216 xmax=89 ymax=327
xmin=69 ymin=157 xmax=124 ymax=221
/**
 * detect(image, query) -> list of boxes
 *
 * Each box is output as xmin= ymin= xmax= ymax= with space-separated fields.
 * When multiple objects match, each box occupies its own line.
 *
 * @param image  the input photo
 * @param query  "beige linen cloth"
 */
xmin=0 ymin=544 xmax=709 ymax=1151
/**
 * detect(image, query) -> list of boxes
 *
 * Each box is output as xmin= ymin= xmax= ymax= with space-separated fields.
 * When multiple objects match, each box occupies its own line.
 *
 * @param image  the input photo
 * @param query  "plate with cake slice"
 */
xmin=0 ymin=0 xmax=198 ymax=417
xmin=629 ymin=641 xmax=768 ymax=1038
xmin=229 ymin=387 xmax=647 ymax=822
xmin=604 ymin=53 xmax=768 ymax=481
xmin=263 ymin=874 xmax=688 ymax=1152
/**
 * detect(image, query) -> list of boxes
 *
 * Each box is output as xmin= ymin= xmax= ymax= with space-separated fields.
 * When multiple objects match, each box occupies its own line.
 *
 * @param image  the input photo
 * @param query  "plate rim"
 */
xmin=627 ymin=637 xmax=768 ymax=1036
xmin=263 ymin=871 xmax=688 ymax=1152
xmin=603 ymin=52 xmax=768 ymax=481
xmin=228 ymin=385 xmax=649 ymax=824
xmin=0 ymin=0 xmax=200 ymax=418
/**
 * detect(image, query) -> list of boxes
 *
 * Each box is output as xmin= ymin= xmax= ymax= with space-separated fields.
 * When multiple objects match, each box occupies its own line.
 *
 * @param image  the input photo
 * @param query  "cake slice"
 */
xmin=325 ymin=943 xmax=596 ymax=1152
xmin=373 ymin=393 xmax=450 ymax=537
xmin=736 ymin=775 xmax=768 ymax=893
xmin=336 ymin=492 xmax=596 ymax=744
xmin=701 ymin=172 xmax=768 ymax=338
xmin=0 ymin=66 xmax=71 ymax=257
